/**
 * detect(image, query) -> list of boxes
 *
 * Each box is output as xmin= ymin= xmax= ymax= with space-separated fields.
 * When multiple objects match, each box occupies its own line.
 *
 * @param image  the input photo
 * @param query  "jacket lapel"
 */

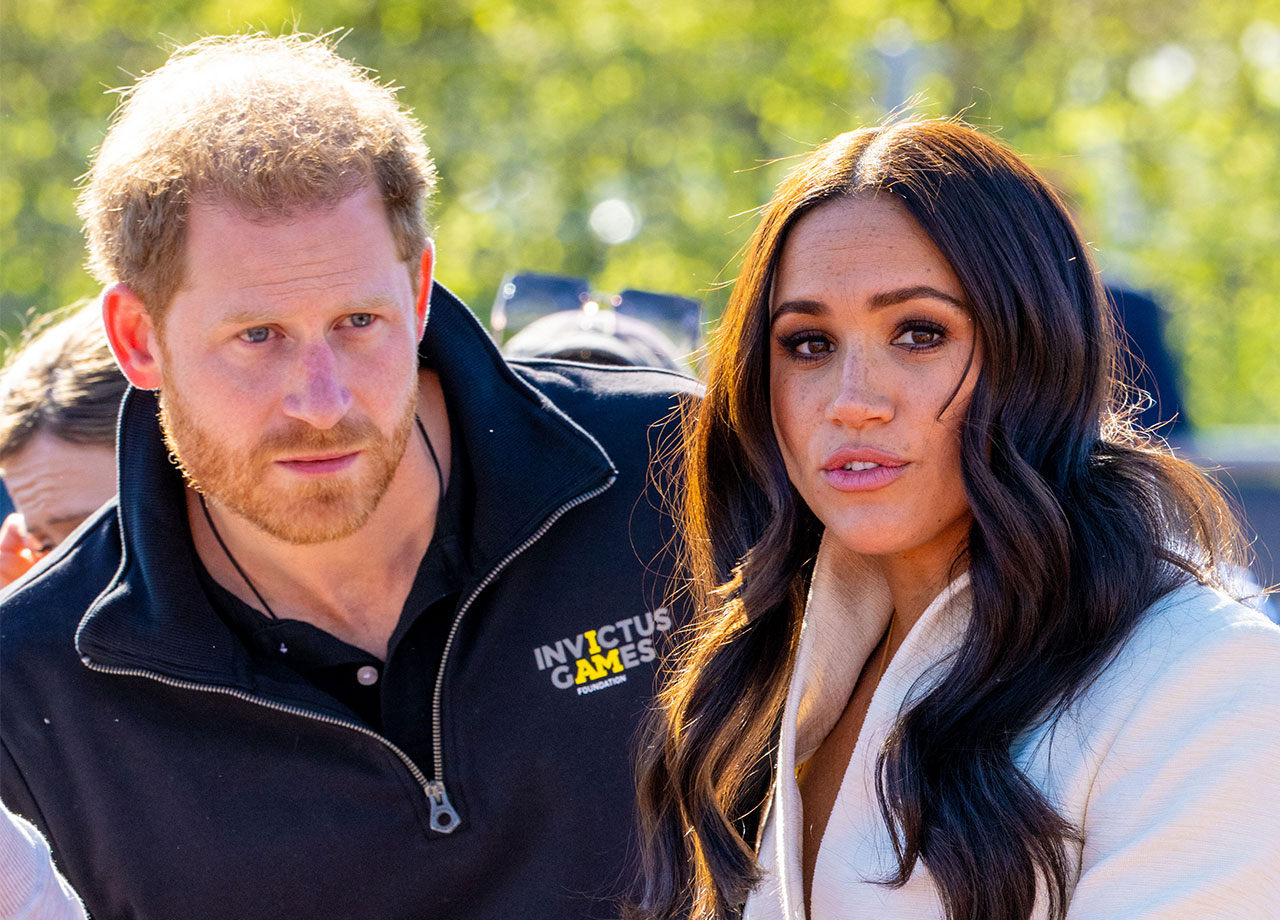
xmin=752 ymin=533 xmax=971 ymax=918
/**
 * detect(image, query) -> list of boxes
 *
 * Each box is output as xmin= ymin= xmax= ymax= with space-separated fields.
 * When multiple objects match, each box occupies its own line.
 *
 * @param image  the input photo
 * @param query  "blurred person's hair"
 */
xmin=77 ymin=33 xmax=436 ymax=322
xmin=0 ymin=300 xmax=126 ymax=465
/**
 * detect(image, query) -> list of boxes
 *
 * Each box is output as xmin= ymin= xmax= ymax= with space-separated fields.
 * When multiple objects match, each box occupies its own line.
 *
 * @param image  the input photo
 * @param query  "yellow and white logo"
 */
xmin=533 ymin=608 xmax=673 ymax=694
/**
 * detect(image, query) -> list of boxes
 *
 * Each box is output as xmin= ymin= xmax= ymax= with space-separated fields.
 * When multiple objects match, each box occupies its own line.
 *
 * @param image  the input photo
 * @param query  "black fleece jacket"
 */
xmin=0 ymin=284 xmax=697 ymax=920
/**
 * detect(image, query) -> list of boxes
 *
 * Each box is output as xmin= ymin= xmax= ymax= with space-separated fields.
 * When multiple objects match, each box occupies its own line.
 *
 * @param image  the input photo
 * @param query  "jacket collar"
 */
xmin=419 ymin=283 xmax=616 ymax=570
xmin=77 ymin=282 xmax=615 ymax=685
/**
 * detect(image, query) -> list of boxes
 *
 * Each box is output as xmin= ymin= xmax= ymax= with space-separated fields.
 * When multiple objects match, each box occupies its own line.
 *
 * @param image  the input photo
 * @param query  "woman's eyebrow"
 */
xmin=868 ymin=285 xmax=968 ymax=311
xmin=770 ymin=299 xmax=826 ymax=322
xmin=771 ymin=286 xmax=968 ymax=323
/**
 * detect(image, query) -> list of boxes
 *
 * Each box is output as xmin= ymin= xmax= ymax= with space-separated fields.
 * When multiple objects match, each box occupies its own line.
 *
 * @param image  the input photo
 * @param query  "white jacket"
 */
xmin=0 ymin=801 xmax=86 ymax=920
xmin=745 ymin=541 xmax=1280 ymax=919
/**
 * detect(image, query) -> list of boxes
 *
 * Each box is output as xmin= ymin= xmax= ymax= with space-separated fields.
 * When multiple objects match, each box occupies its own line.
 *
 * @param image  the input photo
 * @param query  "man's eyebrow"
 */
xmin=771 ymin=286 xmax=969 ymax=323
xmin=217 ymin=295 xmax=398 ymax=327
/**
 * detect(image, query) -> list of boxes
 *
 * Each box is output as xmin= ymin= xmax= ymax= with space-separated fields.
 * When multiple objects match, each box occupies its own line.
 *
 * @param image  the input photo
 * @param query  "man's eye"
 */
xmin=349 ymin=313 xmax=374 ymax=328
xmin=240 ymin=326 xmax=272 ymax=344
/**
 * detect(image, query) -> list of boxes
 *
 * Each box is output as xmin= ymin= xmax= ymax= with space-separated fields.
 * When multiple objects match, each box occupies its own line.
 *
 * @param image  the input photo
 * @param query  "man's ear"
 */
xmin=415 ymin=241 xmax=435 ymax=341
xmin=102 ymin=283 xmax=163 ymax=390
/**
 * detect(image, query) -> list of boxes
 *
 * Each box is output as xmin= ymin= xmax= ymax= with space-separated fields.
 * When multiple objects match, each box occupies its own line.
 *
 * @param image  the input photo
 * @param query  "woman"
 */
xmin=631 ymin=120 xmax=1280 ymax=920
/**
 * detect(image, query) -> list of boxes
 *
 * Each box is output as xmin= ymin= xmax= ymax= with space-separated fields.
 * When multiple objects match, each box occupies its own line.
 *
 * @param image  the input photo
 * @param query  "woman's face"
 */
xmin=769 ymin=195 xmax=980 ymax=569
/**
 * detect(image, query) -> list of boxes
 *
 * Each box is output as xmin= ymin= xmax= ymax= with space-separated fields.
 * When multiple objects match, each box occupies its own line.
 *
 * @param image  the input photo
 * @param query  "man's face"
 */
xmin=153 ymin=187 xmax=424 ymax=544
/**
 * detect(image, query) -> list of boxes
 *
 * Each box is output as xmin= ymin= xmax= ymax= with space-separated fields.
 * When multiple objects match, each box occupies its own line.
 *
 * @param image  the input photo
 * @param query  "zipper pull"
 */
xmin=427 ymin=782 xmax=461 ymax=834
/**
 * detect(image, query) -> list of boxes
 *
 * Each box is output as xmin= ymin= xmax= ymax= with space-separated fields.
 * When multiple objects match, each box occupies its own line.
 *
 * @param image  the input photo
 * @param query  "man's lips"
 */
xmin=274 ymin=450 xmax=361 ymax=475
xmin=820 ymin=447 xmax=908 ymax=492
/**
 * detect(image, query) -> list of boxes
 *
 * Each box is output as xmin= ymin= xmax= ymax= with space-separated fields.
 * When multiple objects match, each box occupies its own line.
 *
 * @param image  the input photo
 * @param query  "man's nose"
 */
xmin=281 ymin=342 xmax=353 ymax=429
xmin=826 ymin=347 xmax=894 ymax=428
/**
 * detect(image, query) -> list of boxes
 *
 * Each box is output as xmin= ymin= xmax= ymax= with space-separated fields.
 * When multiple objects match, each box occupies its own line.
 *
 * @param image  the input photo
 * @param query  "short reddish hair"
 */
xmin=78 ymin=33 xmax=437 ymax=320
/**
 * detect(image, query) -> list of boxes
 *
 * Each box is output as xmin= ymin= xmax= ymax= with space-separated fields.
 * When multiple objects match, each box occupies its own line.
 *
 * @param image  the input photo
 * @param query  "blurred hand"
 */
xmin=0 ymin=512 xmax=44 ymax=589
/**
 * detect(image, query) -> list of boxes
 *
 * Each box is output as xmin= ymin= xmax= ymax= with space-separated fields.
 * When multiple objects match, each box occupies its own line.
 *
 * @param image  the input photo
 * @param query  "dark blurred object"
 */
xmin=503 ymin=309 xmax=689 ymax=373
xmin=491 ymin=272 xmax=702 ymax=373
xmin=612 ymin=289 xmax=701 ymax=359
xmin=1106 ymin=285 xmax=1187 ymax=436
xmin=490 ymin=273 xmax=590 ymax=343
xmin=0 ymin=479 xmax=13 ymax=521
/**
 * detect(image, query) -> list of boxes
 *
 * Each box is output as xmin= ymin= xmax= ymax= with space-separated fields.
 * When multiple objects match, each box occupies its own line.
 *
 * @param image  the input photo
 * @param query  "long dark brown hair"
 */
xmin=630 ymin=119 xmax=1244 ymax=920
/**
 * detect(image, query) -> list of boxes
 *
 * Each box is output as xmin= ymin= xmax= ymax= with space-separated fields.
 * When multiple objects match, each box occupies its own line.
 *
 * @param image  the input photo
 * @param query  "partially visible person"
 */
xmin=631 ymin=120 xmax=1280 ymax=920
xmin=0 ymin=799 xmax=87 ymax=920
xmin=0 ymin=302 xmax=125 ymax=588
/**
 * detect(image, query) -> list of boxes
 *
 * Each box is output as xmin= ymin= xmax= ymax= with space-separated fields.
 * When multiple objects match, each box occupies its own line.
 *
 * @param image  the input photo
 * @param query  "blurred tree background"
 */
xmin=2 ymin=0 xmax=1278 ymax=425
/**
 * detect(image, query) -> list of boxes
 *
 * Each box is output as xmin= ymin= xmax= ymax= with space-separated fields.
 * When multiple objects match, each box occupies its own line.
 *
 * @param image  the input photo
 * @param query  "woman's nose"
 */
xmin=826 ymin=348 xmax=894 ymax=428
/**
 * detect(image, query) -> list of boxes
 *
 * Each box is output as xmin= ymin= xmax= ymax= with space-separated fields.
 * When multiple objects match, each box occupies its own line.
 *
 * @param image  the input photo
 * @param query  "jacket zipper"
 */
xmin=79 ymin=474 xmax=616 ymax=837
xmin=76 ymin=657 xmax=453 ymax=817
xmin=425 ymin=475 xmax=616 ymax=833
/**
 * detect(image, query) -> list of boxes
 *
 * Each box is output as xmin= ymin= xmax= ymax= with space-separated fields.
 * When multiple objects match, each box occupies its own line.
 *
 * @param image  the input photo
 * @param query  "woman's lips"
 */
xmin=820 ymin=448 xmax=908 ymax=492
xmin=821 ymin=463 xmax=908 ymax=491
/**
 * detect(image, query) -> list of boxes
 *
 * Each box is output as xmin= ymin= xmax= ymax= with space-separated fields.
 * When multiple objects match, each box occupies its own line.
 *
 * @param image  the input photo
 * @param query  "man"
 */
xmin=0 ymin=35 xmax=696 ymax=919
xmin=0 ymin=302 xmax=126 ymax=587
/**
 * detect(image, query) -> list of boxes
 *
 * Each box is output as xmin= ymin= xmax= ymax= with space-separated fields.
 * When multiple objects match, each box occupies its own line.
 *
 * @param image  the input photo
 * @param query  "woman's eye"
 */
xmin=892 ymin=325 xmax=945 ymax=349
xmin=240 ymin=326 xmax=272 ymax=344
xmin=800 ymin=338 xmax=833 ymax=355
xmin=784 ymin=334 xmax=834 ymax=357
xmin=349 ymin=313 xmax=374 ymax=328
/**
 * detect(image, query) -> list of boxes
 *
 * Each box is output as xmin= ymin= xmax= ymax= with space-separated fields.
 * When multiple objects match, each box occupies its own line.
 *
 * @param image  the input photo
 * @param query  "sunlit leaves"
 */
xmin=1 ymin=0 xmax=1276 ymax=422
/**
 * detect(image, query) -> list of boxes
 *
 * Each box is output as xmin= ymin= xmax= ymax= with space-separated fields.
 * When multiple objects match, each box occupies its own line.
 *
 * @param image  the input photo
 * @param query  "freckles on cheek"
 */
xmin=769 ymin=385 xmax=812 ymax=482
xmin=768 ymin=382 xmax=794 ymax=455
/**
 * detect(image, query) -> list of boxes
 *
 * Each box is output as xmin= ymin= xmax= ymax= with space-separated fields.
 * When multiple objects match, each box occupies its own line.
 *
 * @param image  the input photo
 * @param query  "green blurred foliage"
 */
xmin=2 ymin=0 xmax=1277 ymax=424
